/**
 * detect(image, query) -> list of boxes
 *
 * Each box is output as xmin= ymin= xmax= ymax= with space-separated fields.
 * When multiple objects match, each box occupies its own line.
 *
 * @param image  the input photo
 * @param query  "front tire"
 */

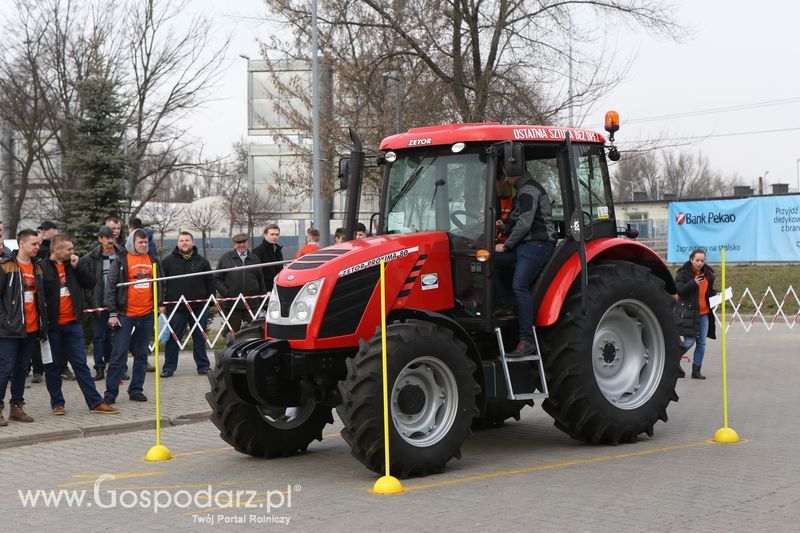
xmin=206 ymin=336 xmax=333 ymax=458
xmin=541 ymin=261 xmax=681 ymax=444
xmin=337 ymin=320 xmax=479 ymax=478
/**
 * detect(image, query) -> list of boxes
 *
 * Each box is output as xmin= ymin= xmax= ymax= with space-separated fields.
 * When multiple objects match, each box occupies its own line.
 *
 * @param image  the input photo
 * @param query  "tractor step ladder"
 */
xmin=495 ymin=327 xmax=549 ymax=401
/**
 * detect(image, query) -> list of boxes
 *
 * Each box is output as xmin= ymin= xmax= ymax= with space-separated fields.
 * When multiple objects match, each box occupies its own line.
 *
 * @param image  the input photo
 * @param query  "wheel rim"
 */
xmin=256 ymin=399 xmax=316 ymax=429
xmin=592 ymin=299 xmax=665 ymax=410
xmin=391 ymin=356 xmax=459 ymax=447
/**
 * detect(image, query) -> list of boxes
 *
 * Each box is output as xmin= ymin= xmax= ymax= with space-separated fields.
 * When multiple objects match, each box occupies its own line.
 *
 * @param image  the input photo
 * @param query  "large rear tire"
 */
xmin=206 ymin=335 xmax=333 ymax=458
xmin=337 ymin=320 xmax=479 ymax=478
xmin=541 ymin=261 xmax=681 ymax=444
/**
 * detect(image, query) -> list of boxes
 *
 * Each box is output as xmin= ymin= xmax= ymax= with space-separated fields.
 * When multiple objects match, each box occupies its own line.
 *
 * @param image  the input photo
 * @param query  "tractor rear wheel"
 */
xmin=337 ymin=320 xmax=479 ymax=478
xmin=541 ymin=261 xmax=681 ymax=444
xmin=206 ymin=335 xmax=333 ymax=458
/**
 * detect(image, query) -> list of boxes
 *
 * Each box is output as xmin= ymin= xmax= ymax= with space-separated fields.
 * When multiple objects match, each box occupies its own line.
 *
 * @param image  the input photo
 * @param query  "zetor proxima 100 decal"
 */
xmin=338 ymin=247 xmax=419 ymax=277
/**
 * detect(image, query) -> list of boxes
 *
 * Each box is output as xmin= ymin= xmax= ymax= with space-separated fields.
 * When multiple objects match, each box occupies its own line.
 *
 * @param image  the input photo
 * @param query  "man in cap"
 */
xmin=216 ymin=233 xmax=265 ymax=334
xmin=79 ymin=225 xmax=124 ymax=381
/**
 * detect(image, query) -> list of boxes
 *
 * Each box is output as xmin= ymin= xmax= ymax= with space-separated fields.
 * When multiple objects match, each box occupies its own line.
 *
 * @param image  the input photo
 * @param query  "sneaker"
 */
xmin=52 ymin=405 xmax=66 ymax=416
xmin=129 ymin=393 xmax=148 ymax=402
xmin=506 ymin=341 xmax=536 ymax=359
xmin=61 ymin=369 xmax=76 ymax=381
xmin=121 ymin=373 xmax=130 ymax=381
xmin=91 ymin=403 xmax=119 ymax=414
xmin=93 ymin=368 xmax=105 ymax=381
xmin=31 ymin=373 xmax=43 ymax=384
xmin=147 ymin=363 xmax=156 ymax=373
xmin=197 ymin=369 xmax=209 ymax=375
xmin=160 ymin=369 xmax=174 ymax=378
xmin=25 ymin=376 xmax=31 ymax=389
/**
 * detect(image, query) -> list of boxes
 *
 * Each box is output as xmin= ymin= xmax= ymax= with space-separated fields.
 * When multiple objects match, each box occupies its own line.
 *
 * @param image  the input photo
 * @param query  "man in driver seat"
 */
xmin=494 ymin=163 xmax=556 ymax=358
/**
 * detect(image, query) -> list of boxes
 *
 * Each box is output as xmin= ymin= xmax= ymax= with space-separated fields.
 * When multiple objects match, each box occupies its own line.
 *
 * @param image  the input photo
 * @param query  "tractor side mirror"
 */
xmin=338 ymin=157 xmax=350 ymax=191
xmin=502 ymin=143 xmax=524 ymax=178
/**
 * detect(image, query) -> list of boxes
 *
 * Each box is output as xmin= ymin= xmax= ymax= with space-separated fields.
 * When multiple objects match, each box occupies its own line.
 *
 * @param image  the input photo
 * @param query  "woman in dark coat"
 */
xmin=674 ymin=249 xmax=717 ymax=379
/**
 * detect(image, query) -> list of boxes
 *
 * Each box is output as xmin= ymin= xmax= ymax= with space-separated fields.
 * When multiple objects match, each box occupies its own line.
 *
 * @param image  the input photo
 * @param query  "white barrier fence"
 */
xmin=151 ymin=286 xmax=800 ymax=352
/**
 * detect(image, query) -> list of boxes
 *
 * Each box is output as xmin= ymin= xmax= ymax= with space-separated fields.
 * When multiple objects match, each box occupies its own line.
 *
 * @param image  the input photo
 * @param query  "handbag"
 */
xmin=157 ymin=313 xmax=171 ymax=344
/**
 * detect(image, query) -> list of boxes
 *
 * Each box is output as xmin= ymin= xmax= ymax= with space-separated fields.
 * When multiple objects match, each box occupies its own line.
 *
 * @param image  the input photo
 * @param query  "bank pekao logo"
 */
xmin=674 ymin=211 xmax=736 ymax=225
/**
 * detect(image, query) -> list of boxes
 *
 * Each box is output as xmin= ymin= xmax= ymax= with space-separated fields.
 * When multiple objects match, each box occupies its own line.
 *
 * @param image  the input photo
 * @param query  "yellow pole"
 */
xmin=713 ymin=247 xmax=739 ymax=443
xmin=372 ymin=259 xmax=403 ymax=494
xmin=146 ymin=264 xmax=172 ymax=461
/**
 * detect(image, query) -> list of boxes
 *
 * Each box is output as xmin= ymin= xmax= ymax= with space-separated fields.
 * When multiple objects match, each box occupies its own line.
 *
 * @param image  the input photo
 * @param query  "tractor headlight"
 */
xmin=287 ymin=278 xmax=324 ymax=325
xmin=268 ymin=298 xmax=280 ymax=320
xmin=294 ymin=301 xmax=309 ymax=321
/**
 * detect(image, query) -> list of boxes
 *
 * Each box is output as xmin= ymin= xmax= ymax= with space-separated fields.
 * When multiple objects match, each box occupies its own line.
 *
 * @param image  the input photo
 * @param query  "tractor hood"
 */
xmin=267 ymin=232 xmax=454 ymax=349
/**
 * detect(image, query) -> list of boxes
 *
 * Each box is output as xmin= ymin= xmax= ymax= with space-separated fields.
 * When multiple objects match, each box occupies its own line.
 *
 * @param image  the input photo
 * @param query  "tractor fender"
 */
xmin=387 ymin=308 xmax=486 ymax=404
xmin=535 ymin=238 xmax=676 ymax=327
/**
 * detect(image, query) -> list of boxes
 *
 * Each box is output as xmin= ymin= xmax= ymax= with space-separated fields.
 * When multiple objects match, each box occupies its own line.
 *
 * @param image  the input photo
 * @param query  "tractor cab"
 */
xmin=371 ymin=122 xmax=618 ymax=333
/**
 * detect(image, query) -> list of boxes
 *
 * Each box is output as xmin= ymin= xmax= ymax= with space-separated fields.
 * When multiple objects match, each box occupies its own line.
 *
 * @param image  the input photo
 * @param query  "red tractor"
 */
xmin=207 ymin=115 xmax=681 ymax=478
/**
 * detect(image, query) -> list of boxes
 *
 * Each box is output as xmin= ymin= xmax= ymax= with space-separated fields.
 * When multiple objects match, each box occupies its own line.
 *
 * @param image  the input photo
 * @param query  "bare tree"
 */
xmin=141 ymin=201 xmax=184 ymax=248
xmin=231 ymin=190 xmax=279 ymax=240
xmin=182 ymin=199 xmax=223 ymax=258
xmin=123 ymin=0 xmax=230 ymax=216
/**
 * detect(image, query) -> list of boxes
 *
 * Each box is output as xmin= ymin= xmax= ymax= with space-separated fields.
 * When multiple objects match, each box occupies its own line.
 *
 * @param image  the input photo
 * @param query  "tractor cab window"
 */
xmin=385 ymin=148 xmax=487 ymax=241
xmin=573 ymin=144 xmax=614 ymax=222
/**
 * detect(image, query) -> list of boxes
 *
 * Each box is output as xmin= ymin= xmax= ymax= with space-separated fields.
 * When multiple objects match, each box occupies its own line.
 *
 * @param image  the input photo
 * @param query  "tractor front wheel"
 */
xmin=337 ymin=320 xmax=479 ymax=478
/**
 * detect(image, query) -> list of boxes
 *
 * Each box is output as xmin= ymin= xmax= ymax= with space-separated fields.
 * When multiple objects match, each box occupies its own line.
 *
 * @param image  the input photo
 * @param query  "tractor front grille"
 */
xmin=318 ymin=266 xmax=380 ymax=338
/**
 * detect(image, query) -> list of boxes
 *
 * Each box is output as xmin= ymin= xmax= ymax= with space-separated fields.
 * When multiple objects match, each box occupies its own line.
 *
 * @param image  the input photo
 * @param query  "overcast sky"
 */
xmin=5 ymin=1 xmax=795 ymax=192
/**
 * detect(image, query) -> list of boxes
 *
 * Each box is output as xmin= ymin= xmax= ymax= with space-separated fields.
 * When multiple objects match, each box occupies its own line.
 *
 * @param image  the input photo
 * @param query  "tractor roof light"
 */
xmin=451 ymin=142 xmax=466 ymax=153
xmin=476 ymin=249 xmax=491 ymax=262
xmin=604 ymin=110 xmax=620 ymax=134
xmin=385 ymin=151 xmax=397 ymax=163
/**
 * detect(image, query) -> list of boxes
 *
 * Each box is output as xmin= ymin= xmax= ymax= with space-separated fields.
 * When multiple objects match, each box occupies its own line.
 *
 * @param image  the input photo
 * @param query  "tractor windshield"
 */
xmin=385 ymin=147 xmax=488 ymax=241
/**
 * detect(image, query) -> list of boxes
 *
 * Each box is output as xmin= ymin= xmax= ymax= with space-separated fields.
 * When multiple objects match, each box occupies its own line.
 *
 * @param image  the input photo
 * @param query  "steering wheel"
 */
xmin=450 ymin=210 xmax=482 ymax=230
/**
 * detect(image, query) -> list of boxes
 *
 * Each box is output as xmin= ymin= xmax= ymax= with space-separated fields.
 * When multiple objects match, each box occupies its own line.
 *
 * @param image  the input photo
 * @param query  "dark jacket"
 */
xmin=0 ymin=254 xmax=49 ymax=338
xmin=37 ymin=239 xmax=52 ymax=261
xmin=252 ymin=240 xmax=283 ymax=291
xmin=78 ymin=244 xmax=122 ymax=310
xmin=161 ymin=246 xmax=215 ymax=312
xmin=675 ymin=261 xmax=717 ymax=340
xmin=503 ymin=173 xmax=556 ymax=251
xmin=105 ymin=236 xmax=164 ymax=317
xmin=42 ymin=258 xmax=96 ymax=327
xmin=215 ymin=250 xmax=265 ymax=308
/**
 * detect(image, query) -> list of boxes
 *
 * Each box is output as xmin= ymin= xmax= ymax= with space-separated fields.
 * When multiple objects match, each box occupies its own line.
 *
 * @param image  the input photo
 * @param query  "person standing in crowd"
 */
xmin=675 ymin=249 xmax=717 ymax=380
xmin=493 ymin=164 xmax=556 ymax=358
xmin=216 ymin=233 xmax=265 ymax=334
xmin=79 ymin=225 xmax=123 ymax=381
xmin=334 ymin=227 xmax=344 ymax=244
xmin=253 ymin=223 xmax=282 ymax=292
xmin=0 ymin=221 xmax=11 ymax=257
xmin=0 ymin=229 xmax=47 ymax=425
xmin=295 ymin=228 xmax=321 ymax=258
xmin=355 ymin=222 xmax=367 ymax=239
xmin=104 ymin=216 xmax=124 ymax=248
xmin=104 ymin=229 xmax=164 ymax=403
xmin=42 ymin=235 xmax=118 ymax=415
xmin=161 ymin=231 xmax=214 ymax=377
xmin=128 ymin=217 xmax=157 ymax=258
xmin=37 ymin=220 xmax=59 ymax=260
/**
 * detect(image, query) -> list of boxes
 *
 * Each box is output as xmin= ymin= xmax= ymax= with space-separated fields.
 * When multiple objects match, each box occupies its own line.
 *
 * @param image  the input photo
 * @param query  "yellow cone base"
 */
xmin=713 ymin=427 xmax=740 ymax=443
xmin=146 ymin=444 xmax=173 ymax=462
xmin=373 ymin=475 xmax=404 ymax=494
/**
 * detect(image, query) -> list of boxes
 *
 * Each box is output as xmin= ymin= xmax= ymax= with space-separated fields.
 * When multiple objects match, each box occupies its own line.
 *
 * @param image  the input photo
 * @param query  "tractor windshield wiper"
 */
xmin=387 ymin=155 xmax=438 ymax=213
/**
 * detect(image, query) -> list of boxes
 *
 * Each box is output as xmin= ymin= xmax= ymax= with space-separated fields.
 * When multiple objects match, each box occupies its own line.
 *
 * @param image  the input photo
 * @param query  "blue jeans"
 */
xmin=0 ymin=335 xmax=38 ymax=408
xmin=682 ymin=313 xmax=709 ymax=367
xmin=91 ymin=311 xmax=114 ymax=371
xmin=105 ymin=314 xmax=153 ymax=400
xmin=164 ymin=310 xmax=210 ymax=373
xmin=512 ymin=241 xmax=555 ymax=343
xmin=44 ymin=322 xmax=104 ymax=409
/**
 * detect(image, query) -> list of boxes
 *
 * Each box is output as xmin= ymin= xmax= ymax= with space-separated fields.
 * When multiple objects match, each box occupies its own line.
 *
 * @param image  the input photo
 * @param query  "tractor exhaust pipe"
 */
xmin=343 ymin=128 xmax=364 ymax=241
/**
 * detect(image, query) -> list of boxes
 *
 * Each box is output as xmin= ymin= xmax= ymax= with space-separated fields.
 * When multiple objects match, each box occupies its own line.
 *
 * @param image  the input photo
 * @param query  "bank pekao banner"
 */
xmin=667 ymin=195 xmax=800 ymax=262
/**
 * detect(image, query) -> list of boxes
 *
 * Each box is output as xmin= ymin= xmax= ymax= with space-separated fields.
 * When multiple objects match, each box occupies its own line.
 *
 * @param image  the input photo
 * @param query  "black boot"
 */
xmin=692 ymin=364 xmax=706 ymax=380
xmin=677 ymin=366 xmax=685 ymax=378
xmin=93 ymin=368 xmax=105 ymax=381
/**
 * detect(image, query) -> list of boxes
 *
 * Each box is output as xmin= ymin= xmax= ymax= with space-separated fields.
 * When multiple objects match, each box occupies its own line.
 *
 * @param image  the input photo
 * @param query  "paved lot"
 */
xmin=0 ymin=327 xmax=798 ymax=532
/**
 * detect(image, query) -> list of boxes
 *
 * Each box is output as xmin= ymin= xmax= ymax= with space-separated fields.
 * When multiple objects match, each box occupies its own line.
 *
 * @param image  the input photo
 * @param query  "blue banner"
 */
xmin=667 ymin=195 xmax=800 ymax=262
